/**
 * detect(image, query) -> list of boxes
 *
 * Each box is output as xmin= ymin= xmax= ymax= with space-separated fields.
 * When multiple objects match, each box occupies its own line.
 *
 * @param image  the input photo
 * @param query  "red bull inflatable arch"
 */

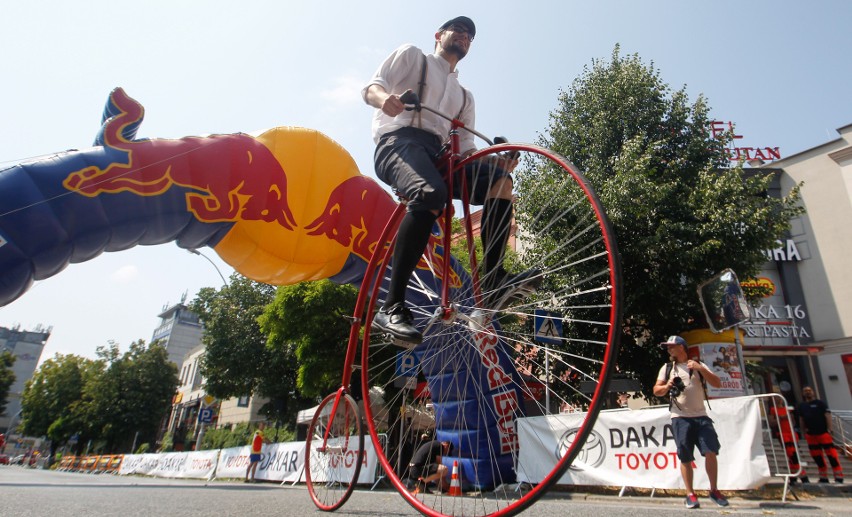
xmin=0 ymin=87 xmax=523 ymax=488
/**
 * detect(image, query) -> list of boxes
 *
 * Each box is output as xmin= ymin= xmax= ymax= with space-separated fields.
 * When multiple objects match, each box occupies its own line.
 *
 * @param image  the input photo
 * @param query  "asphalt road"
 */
xmin=0 ymin=465 xmax=848 ymax=517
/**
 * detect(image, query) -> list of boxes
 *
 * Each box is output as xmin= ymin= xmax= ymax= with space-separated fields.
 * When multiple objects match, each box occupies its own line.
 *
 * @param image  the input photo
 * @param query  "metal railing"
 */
xmin=831 ymin=410 xmax=852 ymax=459
xmin=755 ymin=393 xmax=804 ymax=502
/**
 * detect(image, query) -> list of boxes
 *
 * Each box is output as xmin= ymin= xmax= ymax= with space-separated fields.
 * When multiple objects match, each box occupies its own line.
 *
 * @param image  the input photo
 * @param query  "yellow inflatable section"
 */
xmin=214 ymin=127 xmax=366 ymax=284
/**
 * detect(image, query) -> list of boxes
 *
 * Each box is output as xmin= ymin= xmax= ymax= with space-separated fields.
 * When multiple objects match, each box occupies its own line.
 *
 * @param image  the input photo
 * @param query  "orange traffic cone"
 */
xmin=447 ymin=460 xmax=462 ymax=496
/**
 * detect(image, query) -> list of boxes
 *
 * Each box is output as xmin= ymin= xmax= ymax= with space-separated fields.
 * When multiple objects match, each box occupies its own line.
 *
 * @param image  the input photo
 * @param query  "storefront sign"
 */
xmin=763 ymin=239 xmax=802 ymax=262
xmin=710 ymin=120 xmax=781 ymax=162
xmin=741 ymin=277 xmax=776 ymax=297
xmin=743 ymin=304 xmax=811 ymax=339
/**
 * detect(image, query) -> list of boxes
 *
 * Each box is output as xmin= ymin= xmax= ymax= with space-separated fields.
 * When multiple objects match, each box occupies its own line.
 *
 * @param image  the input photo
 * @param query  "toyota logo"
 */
xmin=555 ymin=428 xmax=606 ymax=470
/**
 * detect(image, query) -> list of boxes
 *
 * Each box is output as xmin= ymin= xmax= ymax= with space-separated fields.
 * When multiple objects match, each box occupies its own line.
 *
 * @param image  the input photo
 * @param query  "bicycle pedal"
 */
xmin=375 ymin=331 xmax=418 ymax=349
xmin=390 ymin=336 xmax=418 ymax=349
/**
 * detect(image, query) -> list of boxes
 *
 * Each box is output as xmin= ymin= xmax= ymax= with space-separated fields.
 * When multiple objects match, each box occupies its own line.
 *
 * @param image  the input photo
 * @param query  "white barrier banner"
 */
xmin=517 ymin=396 xmax=771 ymax=490
xmin=119 ymin=450 xmax=218 ymax=479
xmin=118 ymin=453 xmax=160 ymax=476
xmin=215 ymin=442 xmax=307 ymax=482
xmin=307 ymin=436 xmax=378 ymax=485
xmin=216 ymin=445 xmax=255 ymax=479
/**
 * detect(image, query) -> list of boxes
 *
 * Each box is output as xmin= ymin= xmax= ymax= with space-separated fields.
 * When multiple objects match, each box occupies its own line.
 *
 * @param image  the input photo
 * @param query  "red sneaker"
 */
xmin=709 ymin=489 xmax=729 ymax=507
xmin=684 ymin=493 xmax=700 ymax=509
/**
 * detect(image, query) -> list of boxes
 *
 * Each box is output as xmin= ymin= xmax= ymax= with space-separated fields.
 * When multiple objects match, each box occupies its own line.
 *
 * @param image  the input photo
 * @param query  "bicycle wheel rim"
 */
xmin=305 ymin=392 xmax=364 ymax=511
xmin=361 ymin=142 xmax=622 ymax=517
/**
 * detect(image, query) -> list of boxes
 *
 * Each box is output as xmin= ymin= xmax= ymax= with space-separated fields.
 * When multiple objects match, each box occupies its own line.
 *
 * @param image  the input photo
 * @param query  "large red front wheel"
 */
xmin=360 ymin=143 xmax=623 ymax=516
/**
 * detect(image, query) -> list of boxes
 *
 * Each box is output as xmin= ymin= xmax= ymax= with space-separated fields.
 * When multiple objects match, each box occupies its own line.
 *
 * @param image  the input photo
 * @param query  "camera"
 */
xmin=669 ymin=376 xmax=685 ymax=398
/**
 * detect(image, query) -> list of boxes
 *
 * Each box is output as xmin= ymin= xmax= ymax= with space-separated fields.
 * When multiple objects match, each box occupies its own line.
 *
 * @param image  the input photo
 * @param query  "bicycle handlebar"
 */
xmin=399 ymin=89 xmax=495 ymax=146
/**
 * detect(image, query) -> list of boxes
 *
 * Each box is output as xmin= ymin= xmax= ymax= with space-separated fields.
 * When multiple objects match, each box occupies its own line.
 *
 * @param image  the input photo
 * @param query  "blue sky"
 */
xmin=1 ymin=1 xmax=849 ymax=363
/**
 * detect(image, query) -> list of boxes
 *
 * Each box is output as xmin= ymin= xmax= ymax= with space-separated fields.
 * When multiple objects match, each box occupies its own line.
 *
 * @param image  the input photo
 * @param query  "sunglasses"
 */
xmin=445 ymin=24 xmax=474 ymax=40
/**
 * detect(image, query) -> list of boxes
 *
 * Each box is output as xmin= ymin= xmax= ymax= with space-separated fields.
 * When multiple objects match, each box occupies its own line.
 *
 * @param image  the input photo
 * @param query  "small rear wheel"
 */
xmin=305 ymin=391 xmax=364 ymax=511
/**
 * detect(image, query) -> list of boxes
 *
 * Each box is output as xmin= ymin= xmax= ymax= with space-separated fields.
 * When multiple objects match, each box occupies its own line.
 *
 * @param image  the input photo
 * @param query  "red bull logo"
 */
xmin=306 ymin=177 xmax=461 ymax=288
xmin=57 ymin=87 xmax=463 ymax=289
xmin=305 ymin=176 xmax=396 ymax=259
xmin=63 ymin=87 xmax=297 ymax=230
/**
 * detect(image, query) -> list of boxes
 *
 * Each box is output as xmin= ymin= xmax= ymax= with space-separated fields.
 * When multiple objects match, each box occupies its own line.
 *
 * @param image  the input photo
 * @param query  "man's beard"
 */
xmin=445 ymin=40 xmax=468 ymax=59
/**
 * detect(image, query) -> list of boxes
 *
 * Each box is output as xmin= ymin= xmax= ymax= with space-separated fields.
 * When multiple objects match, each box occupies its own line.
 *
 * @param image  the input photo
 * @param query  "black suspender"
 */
xmin=410 ymin=54 xmax=467 ymax=128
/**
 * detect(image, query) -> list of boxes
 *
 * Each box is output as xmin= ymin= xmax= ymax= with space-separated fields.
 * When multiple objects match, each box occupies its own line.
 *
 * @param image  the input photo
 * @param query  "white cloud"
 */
xmin=111 ymin=265 xmax=139 ymax=283
xmin=319 ymin=75 xmax=365 ymax=105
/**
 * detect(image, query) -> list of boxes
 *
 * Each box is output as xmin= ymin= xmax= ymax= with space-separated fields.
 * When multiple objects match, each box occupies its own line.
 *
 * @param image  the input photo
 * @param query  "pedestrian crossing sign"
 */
xmin=534 ymin=309 xmax=563 ymax=345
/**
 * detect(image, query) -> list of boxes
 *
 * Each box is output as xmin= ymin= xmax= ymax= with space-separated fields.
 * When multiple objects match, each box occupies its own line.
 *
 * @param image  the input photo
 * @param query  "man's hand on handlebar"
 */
xmin=365 ymin=84 xmax=407 ymax=117
xmin=380 ymin=93 xmax=406 ymax=117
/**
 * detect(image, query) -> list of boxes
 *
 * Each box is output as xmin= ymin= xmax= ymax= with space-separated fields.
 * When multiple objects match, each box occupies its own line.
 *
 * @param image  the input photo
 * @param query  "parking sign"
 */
xmin=198 ymin=408 xmax=214 ymax=423
xmin=395 ymin=350 xmax=420 ymax=377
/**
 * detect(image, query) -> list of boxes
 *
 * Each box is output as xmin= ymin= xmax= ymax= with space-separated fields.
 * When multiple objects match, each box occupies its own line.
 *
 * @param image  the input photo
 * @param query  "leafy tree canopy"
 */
xmin=192 ymin=274 xmax=277 ymax=400
xmin=520 ymin=46 xmax=803 ymax=396
xmin=21 ymin=354 xmax=98 ymax=446
xmin=21 ymin=342 xmax=175 ymax=454
xmin=259 ymin=279 xmax=357 ymax=400
xmin=0 ymin=350 xmax=15 ymax=417
xmin=86 ymin=340 xmax=178 ymax=452
xmin=192 ymin=274 xmax=318 ymax=427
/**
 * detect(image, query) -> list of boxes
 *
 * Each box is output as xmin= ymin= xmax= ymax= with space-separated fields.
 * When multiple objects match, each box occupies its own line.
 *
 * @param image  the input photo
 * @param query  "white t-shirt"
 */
xmin=657 ymin=361 xmax=709 ymax=418
xmin=362 ymin=44 xmax=476 ymax=155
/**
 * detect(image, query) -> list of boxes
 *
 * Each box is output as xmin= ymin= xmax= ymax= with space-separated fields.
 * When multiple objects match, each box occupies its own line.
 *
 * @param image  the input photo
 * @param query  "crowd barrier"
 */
xmin=518 ymin=395 xmax=772 ymax=490
xmin=50 ymin=395 xmax=797 ymax=494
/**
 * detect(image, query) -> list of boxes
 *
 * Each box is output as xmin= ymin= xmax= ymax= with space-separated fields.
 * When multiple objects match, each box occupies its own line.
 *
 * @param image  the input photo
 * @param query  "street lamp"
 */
xmin=187 ymin=248 xmax=228 ymax=286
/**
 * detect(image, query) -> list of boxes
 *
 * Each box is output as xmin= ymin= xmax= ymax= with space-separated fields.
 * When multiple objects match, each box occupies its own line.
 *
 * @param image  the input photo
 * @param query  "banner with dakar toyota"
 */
xmin=214 ymin=439 xmax=378 ymax=484
xmin=516 ymin=396 xmax=771 ymax=490
xmin=216 ymin=441 xmax=306 ymax=483
xmin=119 ymin=450 xmax=219 ymax=479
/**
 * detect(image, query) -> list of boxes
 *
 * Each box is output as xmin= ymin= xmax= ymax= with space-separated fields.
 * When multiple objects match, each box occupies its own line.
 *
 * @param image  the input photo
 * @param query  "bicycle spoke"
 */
xmin=360 ymin=143 xmax=621 ymax=517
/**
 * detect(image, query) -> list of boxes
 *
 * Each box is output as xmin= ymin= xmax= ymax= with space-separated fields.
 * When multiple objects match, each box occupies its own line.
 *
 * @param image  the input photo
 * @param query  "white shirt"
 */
xmin=362 ymin=44 xmax=476 ymax=155
xmin=657 ymin=361 xmax=709 ymax=418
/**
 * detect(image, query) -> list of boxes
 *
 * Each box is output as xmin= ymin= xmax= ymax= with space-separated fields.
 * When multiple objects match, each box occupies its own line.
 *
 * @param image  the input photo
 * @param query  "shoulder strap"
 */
xmin=665 ymin=362 xmax=674 ymax=409
xmin=695 ymin=368 xmax=711 ymax=410
xmin=417 ymin=53 xmax=427 ymax=99
xmin=456 ymin=88 xmax=467 ymax=120
xmin=409 ymin=54 xmax=428 ymax=128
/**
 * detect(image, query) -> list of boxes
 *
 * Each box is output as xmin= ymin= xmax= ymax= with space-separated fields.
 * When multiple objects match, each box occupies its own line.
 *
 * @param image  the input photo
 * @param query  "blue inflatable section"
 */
xmin=401 ymin=245 xmax=527 ymax=489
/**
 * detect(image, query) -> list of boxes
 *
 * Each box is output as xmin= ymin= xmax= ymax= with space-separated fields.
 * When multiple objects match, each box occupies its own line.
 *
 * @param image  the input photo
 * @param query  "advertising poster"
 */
xmin=697 ymin=342 xmax=746 ymax=398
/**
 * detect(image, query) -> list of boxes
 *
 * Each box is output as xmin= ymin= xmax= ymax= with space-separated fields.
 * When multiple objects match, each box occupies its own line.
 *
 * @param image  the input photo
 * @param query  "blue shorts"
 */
xmin=249 ymin=453 xmax=261 ymax=463
xmin=671 ymin=416 xmax=720 ymax=462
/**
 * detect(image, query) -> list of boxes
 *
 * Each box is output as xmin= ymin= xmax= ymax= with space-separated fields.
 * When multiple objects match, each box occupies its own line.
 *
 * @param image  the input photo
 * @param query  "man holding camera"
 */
xmin=653 ymin=335 xmax=728 ymax=509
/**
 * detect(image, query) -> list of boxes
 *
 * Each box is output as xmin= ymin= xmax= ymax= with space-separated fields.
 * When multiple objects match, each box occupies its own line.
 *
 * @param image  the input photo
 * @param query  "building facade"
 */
xmin=151 ymin=297 xmax=204 ymax=368
xmin=0 ymin=325 xmax=50 ymax=433
xmin=750 ymin=124 xmax=852 ymax=411
xmin=154 ymin=298 xmax=268 ymax=449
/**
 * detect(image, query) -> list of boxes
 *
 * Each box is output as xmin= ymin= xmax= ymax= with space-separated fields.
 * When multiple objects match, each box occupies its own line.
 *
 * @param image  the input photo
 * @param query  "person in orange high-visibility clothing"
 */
xmin=245 ymin=423 xmax=266 ymax=483
xmin=767 ymin=403 xmax=806 ymax=483
xmin=797 ymin=386 xmax=844 ymax=484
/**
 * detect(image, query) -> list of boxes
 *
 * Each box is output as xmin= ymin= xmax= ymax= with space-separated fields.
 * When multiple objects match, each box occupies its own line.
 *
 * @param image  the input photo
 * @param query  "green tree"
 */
xmin=20 ymin=354 xmax=99 ymax=455
xmin=87 ymin=340 xmax=178 ymax=452
xmin=191 ymin=274 xmax=277 ymax=399
xmin=192 ymin=274 xmax=312 ymax=427
xmin=259 ymin=280 xmax=357 ymax=400
xmin=0 ymin=350 xmax=15 ymax=417
xmin=517 ymin=46 xmax=803 ymax=397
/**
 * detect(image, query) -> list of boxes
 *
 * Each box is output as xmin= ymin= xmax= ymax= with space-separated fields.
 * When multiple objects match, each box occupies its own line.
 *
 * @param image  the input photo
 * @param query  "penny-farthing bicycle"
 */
xmin=306 ymin=91 xmax=622 ymax=517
